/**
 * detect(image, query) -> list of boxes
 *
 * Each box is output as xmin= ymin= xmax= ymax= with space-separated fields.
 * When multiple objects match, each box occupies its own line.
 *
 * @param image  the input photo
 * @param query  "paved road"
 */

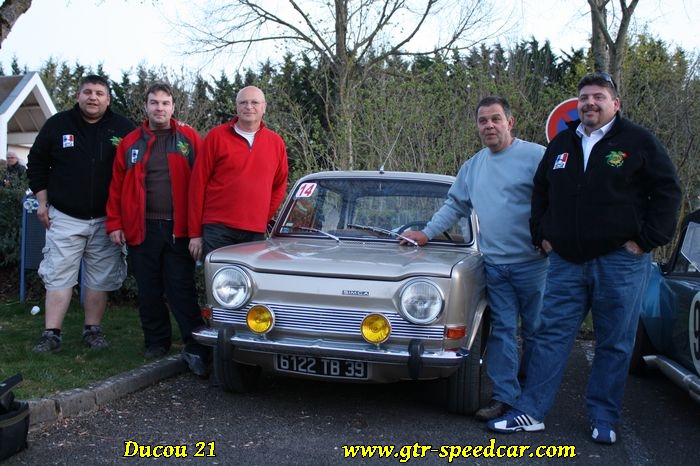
xmin=5 ymin=340 xmax=700 ymax=465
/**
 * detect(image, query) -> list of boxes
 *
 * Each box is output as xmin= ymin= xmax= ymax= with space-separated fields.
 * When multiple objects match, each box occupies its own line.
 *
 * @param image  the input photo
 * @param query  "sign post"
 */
xmin=545 ymin=98 xmax=578 ymax=142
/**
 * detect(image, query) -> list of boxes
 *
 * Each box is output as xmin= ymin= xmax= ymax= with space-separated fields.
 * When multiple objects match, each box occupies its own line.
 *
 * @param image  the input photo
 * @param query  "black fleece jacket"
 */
xmin=27 ymin=104 xmax=135 ymax=219
xmin=530 ymin=113 xmax=681 ymax=263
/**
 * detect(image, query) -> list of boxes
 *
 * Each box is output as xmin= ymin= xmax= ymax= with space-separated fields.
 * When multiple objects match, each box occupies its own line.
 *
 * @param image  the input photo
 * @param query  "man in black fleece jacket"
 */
xmin=488 ymin=72 xmax=681 ymax=445
xmin=27 ymin=74 xmax=135 ymax=353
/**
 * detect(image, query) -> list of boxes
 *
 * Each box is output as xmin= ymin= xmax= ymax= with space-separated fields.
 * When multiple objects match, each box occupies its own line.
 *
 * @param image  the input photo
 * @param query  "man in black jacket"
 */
xmin=488 ymin=72 xmax=681 ymax=444
xmin=27 ymin=74 xmax=136 ymax=353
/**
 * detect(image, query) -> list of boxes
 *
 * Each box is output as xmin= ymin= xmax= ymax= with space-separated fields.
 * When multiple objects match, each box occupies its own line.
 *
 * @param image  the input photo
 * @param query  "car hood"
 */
xmin=207 ymin=238 xmax=480 ymax=279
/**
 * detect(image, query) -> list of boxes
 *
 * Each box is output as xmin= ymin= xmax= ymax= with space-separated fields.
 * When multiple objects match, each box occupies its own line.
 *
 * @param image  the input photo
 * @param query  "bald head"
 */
xmin=235 ymin=86 xmax=267 ymax=131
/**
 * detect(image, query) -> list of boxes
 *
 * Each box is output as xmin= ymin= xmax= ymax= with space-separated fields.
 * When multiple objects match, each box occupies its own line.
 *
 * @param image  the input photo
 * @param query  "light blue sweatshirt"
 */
xmin=423 ymin=138 xmax=545 ymax=265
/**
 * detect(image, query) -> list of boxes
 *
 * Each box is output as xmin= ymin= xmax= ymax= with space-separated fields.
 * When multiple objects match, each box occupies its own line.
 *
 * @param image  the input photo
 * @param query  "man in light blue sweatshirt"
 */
xmin=401 ymin=96 xmax=547 ymax=421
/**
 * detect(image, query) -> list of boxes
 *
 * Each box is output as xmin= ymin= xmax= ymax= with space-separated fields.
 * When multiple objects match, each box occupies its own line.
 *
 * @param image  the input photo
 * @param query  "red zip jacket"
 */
xmin=106 ymin=119 xmax=203 ymax=246
xmin=188 ymin=118 xmax=288 ymax=237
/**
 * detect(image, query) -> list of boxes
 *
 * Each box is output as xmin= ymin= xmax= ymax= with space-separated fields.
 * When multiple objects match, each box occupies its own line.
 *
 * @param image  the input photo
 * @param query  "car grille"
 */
xmin=212 ymin=303 xmax=444 ymax=340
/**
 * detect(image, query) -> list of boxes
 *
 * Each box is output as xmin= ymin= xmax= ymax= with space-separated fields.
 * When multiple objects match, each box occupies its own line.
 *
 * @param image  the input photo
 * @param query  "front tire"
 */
xmin=446 ymin=320 xmax=488 ymax=414
xmin=629 ymin=319 xmax=652 ymax=375
xmin=214 ymin=327 xmax=261 ymax=393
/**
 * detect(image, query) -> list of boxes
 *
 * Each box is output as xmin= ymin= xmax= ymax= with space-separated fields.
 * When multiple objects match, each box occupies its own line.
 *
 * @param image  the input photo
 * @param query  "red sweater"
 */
xmin=106 ymin=119 xmax=203 ymax=245
xmin=188 ymin=118 xmax=289 ymax=237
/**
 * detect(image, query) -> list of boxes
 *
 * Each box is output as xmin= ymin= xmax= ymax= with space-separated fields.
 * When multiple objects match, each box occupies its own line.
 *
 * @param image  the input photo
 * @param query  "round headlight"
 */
xmin=211 ymin=267 xmax=252 ymax=308
xmin=361 ymin=313 xmax=391 ymax=344
xmin=247 ymin=305 xmax=274 ymax=334
xmin=399 ymin=279 xmax=444 ymax=324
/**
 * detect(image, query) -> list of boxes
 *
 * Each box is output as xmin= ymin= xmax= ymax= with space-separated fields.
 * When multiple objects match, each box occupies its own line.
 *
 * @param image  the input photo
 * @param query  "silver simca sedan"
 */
xmin=192 ymin=170 xmax=489 ymax=414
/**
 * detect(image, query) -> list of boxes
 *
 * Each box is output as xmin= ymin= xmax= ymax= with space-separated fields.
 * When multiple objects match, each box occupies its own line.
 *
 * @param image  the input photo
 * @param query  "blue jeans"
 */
xmin=514 ymin=248 xmax=651 ymax=424
xmin=484 ymin=257 xmax=548 ymax=405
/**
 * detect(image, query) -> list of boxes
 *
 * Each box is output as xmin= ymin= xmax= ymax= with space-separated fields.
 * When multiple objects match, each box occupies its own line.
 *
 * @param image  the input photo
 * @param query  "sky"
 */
xmin=0 ymin=0 xmax=698 ymax=80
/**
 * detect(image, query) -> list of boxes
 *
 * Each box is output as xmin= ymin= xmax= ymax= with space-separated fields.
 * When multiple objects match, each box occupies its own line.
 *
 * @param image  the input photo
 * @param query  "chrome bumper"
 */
xmin=192 ymin=326 xmax=466 ymax=368
xmin=643 ymin=354 xmax=700 ymax=404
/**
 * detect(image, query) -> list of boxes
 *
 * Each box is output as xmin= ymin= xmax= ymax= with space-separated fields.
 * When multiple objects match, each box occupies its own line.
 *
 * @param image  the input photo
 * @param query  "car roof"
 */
xmin=296 ymin=170 xmax=456 ymax=184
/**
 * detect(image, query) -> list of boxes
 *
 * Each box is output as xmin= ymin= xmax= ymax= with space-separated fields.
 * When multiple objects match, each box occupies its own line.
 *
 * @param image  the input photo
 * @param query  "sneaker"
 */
xmin=487 ymin=409 xmax=545 ymax=433
xmin=32 ymin=330 xmax=62 ymax=353
xmin=144 ymin=345 xmax=169 ymax=359
xmin=182 ymin=351 xmax=208 ymax=377
xmin=591 ymin=420 xmax=617 ymax=444
xmin=475 ymin=400 xmax=511 ymax=421
xmin=82 ymin=325 xmax=109 ymax=349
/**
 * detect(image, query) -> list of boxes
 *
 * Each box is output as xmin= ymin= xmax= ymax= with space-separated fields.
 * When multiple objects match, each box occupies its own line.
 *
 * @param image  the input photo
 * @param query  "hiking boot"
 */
xmin=32 ymin=330 xmax=62 ymax=353
xmin=82 ymin=325 xmax=108 ymax=349
xmin=144 ymin=345 xmax=169 ymax=359
xmin=475 ymin=400 xmax=511 ymax=421
xmin=487 ymin=408 xmax=545 ymax=433
xmin=182 ymin=351 xmax=208 ymax=378
xmin=591 ymin=420 xmax=617 ymax=444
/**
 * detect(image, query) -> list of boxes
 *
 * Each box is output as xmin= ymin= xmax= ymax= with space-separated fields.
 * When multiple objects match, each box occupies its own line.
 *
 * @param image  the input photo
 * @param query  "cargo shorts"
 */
xmin=38 ymin=206 xmax=127 ymax=291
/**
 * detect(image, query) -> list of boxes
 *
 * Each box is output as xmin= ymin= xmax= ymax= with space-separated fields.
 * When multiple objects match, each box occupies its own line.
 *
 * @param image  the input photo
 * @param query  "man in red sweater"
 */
xmin=188 ymin=86 xmax=288 ymax=260
xmin=106 ymin=82 xmax=209 ymax=376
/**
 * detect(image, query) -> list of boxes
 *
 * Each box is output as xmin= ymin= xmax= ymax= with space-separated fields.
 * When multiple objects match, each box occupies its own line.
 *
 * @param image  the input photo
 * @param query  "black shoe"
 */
xmin=144 ymin=345 xmax=169 ymax=359
xmin=475 ymin=400 xmax=511 ymax=421
xmin=82 ymin=325 xmax=108 ymax=349
xmin=182 ymin=351 xmax=208 ymax=378
xmin=32 ymin=330 xmax=62 ymax=353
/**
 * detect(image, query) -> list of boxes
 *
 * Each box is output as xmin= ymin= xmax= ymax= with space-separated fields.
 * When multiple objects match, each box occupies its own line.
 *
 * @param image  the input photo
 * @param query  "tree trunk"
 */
xmin=588 ymin=0 xmax=639 ymax=95
xmin=334 ymin=0 xmax=355 ymax=169
xmin=0 ymin=0 xmax=32 ymax=47
xmin=589 ymin=0 xmax=610 ymax=72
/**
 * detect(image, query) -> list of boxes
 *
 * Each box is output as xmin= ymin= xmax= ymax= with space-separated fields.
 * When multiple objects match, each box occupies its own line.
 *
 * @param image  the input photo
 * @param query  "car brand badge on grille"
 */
xmin=342 ymin=290 xmax=369 ymax=296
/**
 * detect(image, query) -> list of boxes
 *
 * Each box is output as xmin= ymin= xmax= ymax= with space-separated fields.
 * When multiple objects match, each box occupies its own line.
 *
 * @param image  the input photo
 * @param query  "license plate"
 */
xmin=275 ymin=354 xmax=368 ymax=379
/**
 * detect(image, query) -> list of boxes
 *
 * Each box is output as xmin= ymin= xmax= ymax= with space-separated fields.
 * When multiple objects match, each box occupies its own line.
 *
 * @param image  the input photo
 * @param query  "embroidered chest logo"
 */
xmin=130 ymin=149 xmax=139 ymax=164
xmin=110 ymin=136 xmax=123 ymax=147
xmin=62 ymin=134 xmax=74 ymax=148
xmin=553 ymin=152 xmax=569 ymax=170
xmin=605 ymin=151 xmax=627 ymax=167
xmin=177 ymin=141 xmax=190 ymax=156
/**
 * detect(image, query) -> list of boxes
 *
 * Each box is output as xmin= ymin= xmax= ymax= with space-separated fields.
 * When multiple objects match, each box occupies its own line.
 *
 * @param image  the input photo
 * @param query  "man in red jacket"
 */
xmin=188 ymin=86 xmax=288 ymax=260
xmin=106 ymin=82 xmax=209 ymax=376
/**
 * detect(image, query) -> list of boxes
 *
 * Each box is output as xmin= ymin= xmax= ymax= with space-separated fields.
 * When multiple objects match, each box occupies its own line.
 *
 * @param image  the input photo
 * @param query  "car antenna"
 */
xmin=379 ymin=126 xmax=403 ymax=174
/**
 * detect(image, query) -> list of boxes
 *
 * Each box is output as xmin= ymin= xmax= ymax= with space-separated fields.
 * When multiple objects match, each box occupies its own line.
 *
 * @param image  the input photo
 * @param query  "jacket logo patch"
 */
xmin=130 ymin=149 xmax=139 ymax=163
xmin=553 ymin=152 xmax=568 ymax=170
xmin=177 ymin=141 xmax=190 ymax=156
xmin=110 ymin=136 xmax=123 ymax=147
xmin=605 ymin=150 xmax=627 ymax=167
xmin=62 ymin=134 xmax=74 ymax=148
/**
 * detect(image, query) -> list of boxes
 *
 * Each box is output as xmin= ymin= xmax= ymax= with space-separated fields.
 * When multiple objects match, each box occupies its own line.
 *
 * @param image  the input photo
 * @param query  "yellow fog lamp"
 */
xmin=361 ymin=313 xmax=391 ymax=344
xmin=246 ymin=305 xmax=275 ymax=334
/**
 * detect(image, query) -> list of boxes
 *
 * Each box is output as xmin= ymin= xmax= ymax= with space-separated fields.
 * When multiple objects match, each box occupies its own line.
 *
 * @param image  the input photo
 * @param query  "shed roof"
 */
xmin=0 ymin=72 xmax=56 ymax=156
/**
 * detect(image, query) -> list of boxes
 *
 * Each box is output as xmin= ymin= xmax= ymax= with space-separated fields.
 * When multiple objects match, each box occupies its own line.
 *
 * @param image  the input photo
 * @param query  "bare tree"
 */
xmin=179 ymin=0 xmax=496 ymax=169
xmin=0 ymin=0 xmax=32 ymax=46
xmin=587 ymin=0 xmax=639 ymax=90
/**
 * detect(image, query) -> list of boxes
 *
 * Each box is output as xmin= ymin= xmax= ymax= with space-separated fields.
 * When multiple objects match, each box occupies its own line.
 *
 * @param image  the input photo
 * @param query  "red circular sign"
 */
xmin=546 ymin=98 xmax=578 ymax=142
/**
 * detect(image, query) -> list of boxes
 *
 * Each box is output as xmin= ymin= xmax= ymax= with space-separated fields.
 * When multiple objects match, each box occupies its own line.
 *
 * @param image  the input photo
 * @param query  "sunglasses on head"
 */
xmin=582 ymin=72 xmax=617 ymax=90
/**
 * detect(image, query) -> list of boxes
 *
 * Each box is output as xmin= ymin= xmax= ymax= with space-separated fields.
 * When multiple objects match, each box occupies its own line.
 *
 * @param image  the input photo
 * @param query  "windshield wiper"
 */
xmin=293 ymin=226 xmax=341 ymax=242
xmin=347 ymin=223 xmax=418 ymax=247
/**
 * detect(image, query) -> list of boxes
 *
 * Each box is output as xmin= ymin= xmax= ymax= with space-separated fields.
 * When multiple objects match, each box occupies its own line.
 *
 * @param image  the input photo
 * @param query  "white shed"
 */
xmin=0 ymin=72 xmax=56 ymax=163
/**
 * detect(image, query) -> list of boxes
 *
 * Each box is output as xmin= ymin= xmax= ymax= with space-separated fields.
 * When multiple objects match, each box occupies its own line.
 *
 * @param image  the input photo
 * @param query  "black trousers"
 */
xmin=129 ymin=220 xmax=205 ymax=356
xmin=202 ymin=223 xmax=265 ymax=257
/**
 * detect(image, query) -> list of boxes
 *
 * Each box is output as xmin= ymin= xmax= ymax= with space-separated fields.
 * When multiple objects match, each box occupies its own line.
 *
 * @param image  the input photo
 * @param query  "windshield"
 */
xmin=276 ymin=176 xmax=473 ymax=245
xmin=680 ymin=222 xmax=700 ymax=272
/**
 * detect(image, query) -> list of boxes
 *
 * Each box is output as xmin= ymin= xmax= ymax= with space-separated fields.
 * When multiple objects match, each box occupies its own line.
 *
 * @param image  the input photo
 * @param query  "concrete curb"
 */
xmin=27 ymin=355 xmax=187 ymax=426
